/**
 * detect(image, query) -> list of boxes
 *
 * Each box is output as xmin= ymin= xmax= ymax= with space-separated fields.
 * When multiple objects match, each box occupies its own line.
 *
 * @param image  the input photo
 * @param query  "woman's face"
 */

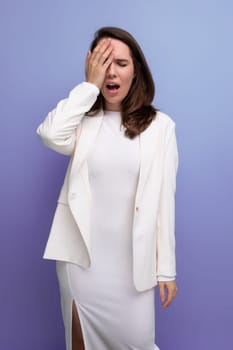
xmin=100 ymin=38 xmax=135 ymax=111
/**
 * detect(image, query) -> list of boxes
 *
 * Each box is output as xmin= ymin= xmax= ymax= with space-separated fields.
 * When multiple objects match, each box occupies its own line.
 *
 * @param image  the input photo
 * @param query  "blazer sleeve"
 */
xmin=36 ymin=82 xmax=100 ymax=156
xmin=156 ymin=122 xmax=179 ymax=278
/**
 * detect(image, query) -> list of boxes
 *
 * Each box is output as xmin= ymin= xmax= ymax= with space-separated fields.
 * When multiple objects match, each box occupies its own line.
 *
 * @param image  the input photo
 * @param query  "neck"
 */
xmin=104 ymin=102 xmax=121 ymax=112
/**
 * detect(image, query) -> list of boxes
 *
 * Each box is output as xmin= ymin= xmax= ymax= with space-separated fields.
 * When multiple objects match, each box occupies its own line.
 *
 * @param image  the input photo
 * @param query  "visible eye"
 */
xmin=118 ymin=62 xmax=127 ymax=67
xmin=116 ymin=60 xmax=128 ymax=67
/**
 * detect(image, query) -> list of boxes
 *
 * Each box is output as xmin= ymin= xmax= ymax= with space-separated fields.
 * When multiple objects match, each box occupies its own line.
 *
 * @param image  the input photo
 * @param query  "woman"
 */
xmin=37 ymin=27 xmax=178 ymax=350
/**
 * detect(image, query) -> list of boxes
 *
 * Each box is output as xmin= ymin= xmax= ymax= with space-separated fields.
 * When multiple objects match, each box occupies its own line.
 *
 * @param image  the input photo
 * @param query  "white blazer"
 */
xmin=37 ymin=82 xmax=178 ymax=292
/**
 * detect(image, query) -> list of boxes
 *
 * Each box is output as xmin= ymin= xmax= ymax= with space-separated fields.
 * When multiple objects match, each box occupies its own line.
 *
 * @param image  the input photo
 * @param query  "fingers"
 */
xmin=85 ymin=50 xmax=91 ymax=77
xmin=162 ymin=286 xmax=173 ymax=309
xmin=91 ymin=39 xmax=113 ymax=65
xmin=158 ymin=281 xmax=178 ymax=309
xmin=85 ymin=39 xmax=114 ymax=89
xmin=102 ymin=50 xmax=114 ymax=69
xmin=159 ymin=283 xmax=166 ymax=304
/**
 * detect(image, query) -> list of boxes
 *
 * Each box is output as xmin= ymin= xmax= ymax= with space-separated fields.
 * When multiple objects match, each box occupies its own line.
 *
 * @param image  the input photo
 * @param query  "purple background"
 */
xmin=1 ymin=0 xmax=233 ymax=349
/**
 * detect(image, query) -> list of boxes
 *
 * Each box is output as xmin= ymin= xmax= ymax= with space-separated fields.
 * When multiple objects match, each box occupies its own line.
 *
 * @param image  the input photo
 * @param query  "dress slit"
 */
xmin=72 ymin=300 xmax=85 ymax=350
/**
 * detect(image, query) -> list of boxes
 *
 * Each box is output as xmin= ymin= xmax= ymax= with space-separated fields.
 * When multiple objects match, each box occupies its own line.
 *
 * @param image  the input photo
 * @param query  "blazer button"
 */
xmin=136 ymin=206 xmax=139 ymax=212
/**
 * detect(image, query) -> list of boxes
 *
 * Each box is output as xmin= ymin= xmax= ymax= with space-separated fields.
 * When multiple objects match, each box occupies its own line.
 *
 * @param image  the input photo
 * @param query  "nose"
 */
xmin=106 ymin=62 xmax=116 ymax=78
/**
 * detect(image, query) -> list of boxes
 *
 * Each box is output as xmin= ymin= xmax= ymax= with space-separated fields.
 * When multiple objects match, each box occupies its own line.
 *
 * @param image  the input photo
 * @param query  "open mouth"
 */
xmin=106 ymin=84 xmax=120 ymax=91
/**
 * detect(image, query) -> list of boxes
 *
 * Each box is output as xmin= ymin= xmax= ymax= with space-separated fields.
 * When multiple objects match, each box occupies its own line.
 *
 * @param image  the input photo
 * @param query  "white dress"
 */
xmin=56 ymin=111 xmax=160 ymax=350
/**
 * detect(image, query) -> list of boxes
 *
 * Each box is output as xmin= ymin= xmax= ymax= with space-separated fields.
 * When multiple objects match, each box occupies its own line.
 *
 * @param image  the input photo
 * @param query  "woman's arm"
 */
xmin=156 ymin=122 xmax=179 ymax=306
xmin=37 ymin=39 xmax=114 ymax=156
xmin=36 ymin=82 xmax=99 ymax=156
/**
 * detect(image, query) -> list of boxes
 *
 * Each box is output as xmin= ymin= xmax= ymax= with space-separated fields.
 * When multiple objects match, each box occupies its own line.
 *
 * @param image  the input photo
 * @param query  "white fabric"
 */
xmin=56 ymin=111 xmax=160 ymax=349
xmin=37 ymin=82 xmax=178 ymax=291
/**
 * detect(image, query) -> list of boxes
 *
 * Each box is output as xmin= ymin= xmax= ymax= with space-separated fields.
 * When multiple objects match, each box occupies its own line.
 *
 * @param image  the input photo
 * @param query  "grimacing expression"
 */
xmin=100 ymin=38 xmax=135 ymax=111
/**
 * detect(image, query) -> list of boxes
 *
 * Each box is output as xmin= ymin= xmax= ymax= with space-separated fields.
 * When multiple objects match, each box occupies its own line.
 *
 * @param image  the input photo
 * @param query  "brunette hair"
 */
xmin=87 ymin=26 xmax=157 ymax=139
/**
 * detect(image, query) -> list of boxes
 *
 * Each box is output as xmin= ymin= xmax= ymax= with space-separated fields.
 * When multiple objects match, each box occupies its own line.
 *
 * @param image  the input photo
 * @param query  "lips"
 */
xmin=106 ymin=83 xmax=120 ymax=91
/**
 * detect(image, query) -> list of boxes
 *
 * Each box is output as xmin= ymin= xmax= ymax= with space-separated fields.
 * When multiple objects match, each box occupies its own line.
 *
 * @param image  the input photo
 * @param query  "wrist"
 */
xmin=84 ymin=81 xmax=100 ymax=93
xmin=86 ymin=78 xmax=102 ymax=90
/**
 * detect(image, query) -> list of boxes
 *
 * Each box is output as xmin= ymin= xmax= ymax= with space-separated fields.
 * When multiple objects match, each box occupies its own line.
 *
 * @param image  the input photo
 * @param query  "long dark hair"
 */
xmin=87 ymin=27 xmax=157 ymax=139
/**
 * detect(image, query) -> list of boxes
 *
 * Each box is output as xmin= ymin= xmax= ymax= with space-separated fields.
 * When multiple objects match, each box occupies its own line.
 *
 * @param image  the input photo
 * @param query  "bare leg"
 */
xmin=72 ymin=301 xmax=85 ymax=350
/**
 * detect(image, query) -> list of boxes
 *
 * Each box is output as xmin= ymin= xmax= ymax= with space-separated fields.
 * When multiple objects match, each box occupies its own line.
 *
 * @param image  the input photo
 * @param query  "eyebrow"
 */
xmin=114 ymin=59 xmax=129 ymax=63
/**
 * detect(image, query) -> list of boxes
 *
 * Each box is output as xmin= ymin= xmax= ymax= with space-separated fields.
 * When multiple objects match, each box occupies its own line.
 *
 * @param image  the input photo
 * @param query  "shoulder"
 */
xmin=154 ymin=111 xmax=176 ymax=129
xmin=146 ymin=111 xmax=177 ymax=144
xmin=147 ymin=111 xmax=176 ymax=135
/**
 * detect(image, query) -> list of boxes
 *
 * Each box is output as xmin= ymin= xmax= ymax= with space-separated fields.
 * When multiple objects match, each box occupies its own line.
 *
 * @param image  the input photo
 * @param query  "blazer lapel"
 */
xmin=75 ymin=112 xmax=104 ymax=171
xmin=68 ymin=111 xmax=104 ymax=256
xmin=68 ymin=111 xmax=103 ymax=199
